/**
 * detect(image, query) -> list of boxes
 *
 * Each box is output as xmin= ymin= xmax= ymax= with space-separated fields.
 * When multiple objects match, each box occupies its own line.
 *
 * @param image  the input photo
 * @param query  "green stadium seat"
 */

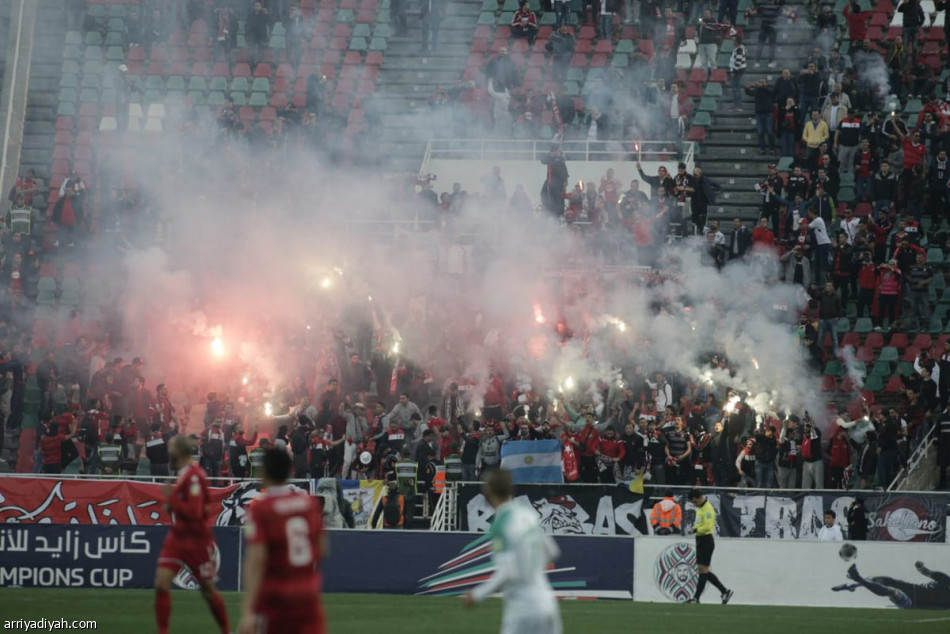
xmin=79 ymin=88 xmax=99 ymax=103
xmin=369 ymin=37 xmax=388 ymax=51
xmin=166 ymin=76 xmax=186 ymax=92
xmin=85 ymin=31 xmax=103 ymax=46
xmin=503 ymin=0 xmax=520 ymax=10
xmin=62 ymin=59 xmax=80 ymax=75
xmin=59 ymin=87 xmax=78 ymax=103
xmin=540 ymin=12 xmax=556 ymax=25
xmin=927 ymin=248 xmax=944 ymax=265
xmin=272 ymin=22 xmax=286 ymax=36
xmin=63 ymin=45 xmax=81 ymax=60
xmin=144 ymin=89 xmax=163 ymax=103
xmin=698 ymin=96 xmax=717 ymax=111
xmin=145 ymin=76 xmax=164 ymax=91
xmin=188 ymin=76 xmax=208 ymax=92
xmin=478 ymin=12 xmax=496 ymax=25
xmin=703 ymin=83 xmax=723 ymax=98
xmin=269 ymin=35 xmax=286 ymax=50
xmin=500 ymin=11 xmax=515 ymax=23
xmin=82 ymin=60 xmax=102 ymax=76
xmin=60 ymin=279 xmax=81 ymax=306
xmin=209 ymin=76 xmax=228 ymax=92
xmin=777 ymin=156 xmax=795 ymax=171
xmin=611 ymin=54 xmax=628 ymax=68
xmin=65 ymin=31 xmax=83 ymax=46
xmin=230 ymin=77 xmax=249 ymax=92
xmin=839 ymin=172 xmax=855 ymax=187
xmin=100 ymin=88 xmax=117 ymax=104
xmin=878 ymin=346 xmax=899 ymax=362
xmin=106 ymin=46 xmax=125 ymax=62
xmin=693 ymin=111 xmax=712 ymax=127
xmin=87 ymin=4 xmax=105 ymax=18
xmin=824 ymin=360 xmax=844 ymax=376
xmin=206 ymin=91 xmax=225 ymax=107
xmin=336 ymin=9 xmax=355 ymax=22
xmin=60 ymin=74 xmax=79 ymax=89
xmin=80 ymin=73 xmax=100 ymax=89
xmin=230 ymin=92 xmax=247 ymax=106
xmin=869 ymin=360 xmax=891 ymax=377
xmin=835 ymin=317 xmax=851 ymax=333
xmin=36 ymin=278 xmax=56 ymax=305
xmin=57 ymin=102 xmax=77 ymax=117
xmin=84 ymin=45 xmax=103 ymax=61
xmin=108 ymin=17 xmax=125 ymax=32
xmin=374 ymin=24 xmax=391 ymax=38
xmin=940 ymin=288 xmax=950 ymax=304
xmin=929 ymin=316 xmax=944 ymax=332
xmin=838 ymin=187 xmax=855 ymax=202
xmin=854 ymin=317 xmax=873 ymax=333
xmin=353 ymin=24 xmax=372 ymax=38
xmin=896 ymin=361 xmax=916 ymax=377
xmin=616 ymin=40 xmax=634 ymax=54
xmin=108 ymin=4 xmax=127 ymax=18
xmin=350 ymin=37 xmax=369 ymax=51
xmin=249 ymin=76 xmax=268 ymax=92
xmin=248 ymin=92 xmax=268 ymax=107
xmin=934 ymin=274 xmax=946 ymax=290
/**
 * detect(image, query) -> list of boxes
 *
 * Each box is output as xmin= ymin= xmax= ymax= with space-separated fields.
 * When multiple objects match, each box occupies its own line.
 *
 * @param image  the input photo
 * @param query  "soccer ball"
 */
xmin=839 ymin=543 xmax=858 ymax=562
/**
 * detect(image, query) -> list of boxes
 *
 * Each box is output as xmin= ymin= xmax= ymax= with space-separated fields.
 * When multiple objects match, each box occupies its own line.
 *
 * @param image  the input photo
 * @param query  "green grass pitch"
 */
xmin=0 ymin=589 xmax=948 ymax=633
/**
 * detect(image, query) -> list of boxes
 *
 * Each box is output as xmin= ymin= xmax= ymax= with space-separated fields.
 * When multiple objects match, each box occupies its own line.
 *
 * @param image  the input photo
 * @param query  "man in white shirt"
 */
xmin=818 ymin=510 xmax=844 ymax=541
xmin=806 ymin=207 xmax=832 ymax=285
xmin=839 ymin=207 xmax=860 ymax=245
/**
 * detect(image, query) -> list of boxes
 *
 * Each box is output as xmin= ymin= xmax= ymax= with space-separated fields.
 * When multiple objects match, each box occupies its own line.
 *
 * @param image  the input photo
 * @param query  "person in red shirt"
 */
xmin=510 ymin=2 xmax=538 ymax=45
xmin=564 ymin=411 xmax=600 ymax=483
xmin=855 ymin=250 xmax=877 ymax=319
xmin=595 ymin=426 xmax=626 ymax=483
xmin=842 ymin=1 xmax=868 ymax=45
xmin=154 ymin=435 xmax=231 ymax=634
xmin=239 ymin=449 xmax=325 ymax=634
xmin=751 ymin=217 xmax=775 ymax=248
xmin=40 ymin=420 xmax=75 ymax=473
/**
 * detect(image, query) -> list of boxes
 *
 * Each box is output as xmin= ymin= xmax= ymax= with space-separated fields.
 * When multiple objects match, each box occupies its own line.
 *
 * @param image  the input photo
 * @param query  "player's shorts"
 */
xmin=501 ymin=611 xmax=562 ymax=634
xmin=254 ymin=605 xmax=325 ymax=634
xmin=695 ymin=534 xmax=715 ymax=567
xmin=157 ymin=536 xmax=217 ymax=582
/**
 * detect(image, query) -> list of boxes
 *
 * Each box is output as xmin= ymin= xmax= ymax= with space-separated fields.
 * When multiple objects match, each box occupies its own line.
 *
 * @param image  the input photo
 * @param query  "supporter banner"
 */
xmin=0 ymin=478 xmax=274 ymax=526
xmin=456 ymin=484 xmax=949 ymax=542
xmin=323 ymin=529 xmax=633 ymax=598
xmin=339 ymin=480 xmax=386 ymax=529
xmin=458 ymin=483 xmax=649 ymax=535
xmin=635 ymin=537 xmax=950 ymax=609
xmin=0 ymin=524 xmax=241 ymax=591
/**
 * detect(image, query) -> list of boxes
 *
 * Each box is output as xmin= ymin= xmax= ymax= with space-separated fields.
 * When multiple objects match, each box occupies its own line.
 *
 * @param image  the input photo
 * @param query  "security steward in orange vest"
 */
xmin=649 ymin=490 xmax=683 ymax=535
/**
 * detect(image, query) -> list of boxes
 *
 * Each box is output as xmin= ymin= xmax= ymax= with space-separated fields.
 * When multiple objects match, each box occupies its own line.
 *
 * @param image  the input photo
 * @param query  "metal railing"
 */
xmin=0 ymin=472 xmax=312 ymax=487
xmin=888 ymin=424 xmax=939 ymax=492
xmin=421 ymin=139 xmax=695 ymax=173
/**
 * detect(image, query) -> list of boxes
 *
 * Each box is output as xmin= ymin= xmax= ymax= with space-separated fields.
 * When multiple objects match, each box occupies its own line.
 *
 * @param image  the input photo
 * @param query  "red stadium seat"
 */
xmin=856 ymin=346 xmax=874 ymax=363
xmin=233 ymin=62 xmax=251 ymax=77
xmin=901 ymin=346 xmax=919 ymax=362
xmin=687 ymin=126 xmax=706 ymax=141
xmin=864 ymin=332 xmax=884 ymax=349
xmin=821 ymin=375 xmax=837 ymax=391
xmin=884 ymin=376 xmax=905 ymax=393
xmin=911 ymin=333 xmax=932 ymax=351
xmin=887 ymin=332 xmax=908 ymax=350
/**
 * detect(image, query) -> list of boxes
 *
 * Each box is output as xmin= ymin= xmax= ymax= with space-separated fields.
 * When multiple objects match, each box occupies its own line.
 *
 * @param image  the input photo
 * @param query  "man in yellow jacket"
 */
xmin=802 ymin=109 xmax=829 ymax=164
xmin=687 ymin=489 xmax=733 ymax=604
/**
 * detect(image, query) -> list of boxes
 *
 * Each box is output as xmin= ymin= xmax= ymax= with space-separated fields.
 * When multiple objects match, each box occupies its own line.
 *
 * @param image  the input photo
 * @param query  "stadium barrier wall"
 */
xmin=323 ymin=529 xmax=634 ymax=598
xmin=457 ymin=483 xmax=950 ymax=542
xmin=633 ymin=536 xmax=950 ymax=609
xmin=0 ymin=524 xmax=242 ymax=590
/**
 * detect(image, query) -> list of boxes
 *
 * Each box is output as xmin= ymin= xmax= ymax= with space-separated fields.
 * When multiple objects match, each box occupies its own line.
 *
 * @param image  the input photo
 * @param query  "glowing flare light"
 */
xmin=210 ymin=337 xmax=224 ymax=357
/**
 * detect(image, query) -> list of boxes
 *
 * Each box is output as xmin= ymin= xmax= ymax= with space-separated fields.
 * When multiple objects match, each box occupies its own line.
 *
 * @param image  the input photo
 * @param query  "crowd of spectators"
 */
xmin=3 ymin=0 xmax=950 ymax=496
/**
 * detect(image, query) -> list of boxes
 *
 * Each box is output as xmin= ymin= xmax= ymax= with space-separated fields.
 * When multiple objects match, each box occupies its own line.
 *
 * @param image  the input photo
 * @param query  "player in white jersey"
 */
xmin=464 ymin=469 xmax=562 ymax=634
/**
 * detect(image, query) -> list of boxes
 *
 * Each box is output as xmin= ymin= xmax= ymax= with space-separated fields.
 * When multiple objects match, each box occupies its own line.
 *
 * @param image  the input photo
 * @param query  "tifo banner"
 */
xmin=500 ymin=440 xmax=564 ymax=483
xmin=323 ymin=529 xmax=633 ymax=599
xmin=339 ymin=480 xmax=386 ymax=529
xmin=0 ymin=524 xmax=242 ymax=590
xmin=457 ymin=484 xmax=950 ymax=542
xmin=0 ymin=478 xmax=268 ymax=526
xmin=459 ymin=483 xmax=649 ymax=535
xmin=635 ymin=537 xmax=950 ymax=609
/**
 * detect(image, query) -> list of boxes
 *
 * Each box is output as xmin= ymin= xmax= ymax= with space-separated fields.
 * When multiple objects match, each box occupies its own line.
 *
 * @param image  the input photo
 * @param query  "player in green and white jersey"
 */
xmin=464 ymin=469 xmax=562 ymax=634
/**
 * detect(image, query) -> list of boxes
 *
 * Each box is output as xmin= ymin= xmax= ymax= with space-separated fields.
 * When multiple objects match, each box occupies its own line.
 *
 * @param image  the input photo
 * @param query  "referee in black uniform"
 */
xmin=688 ymin=489 xmax=733 ymax=604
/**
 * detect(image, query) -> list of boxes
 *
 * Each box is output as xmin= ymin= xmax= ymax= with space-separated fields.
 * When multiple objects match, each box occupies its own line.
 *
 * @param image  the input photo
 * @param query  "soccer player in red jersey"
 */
xmin=154 ymin=435 xmax=232 ymax=634
xmin=239 ymin=449 xmax=325 ymax=634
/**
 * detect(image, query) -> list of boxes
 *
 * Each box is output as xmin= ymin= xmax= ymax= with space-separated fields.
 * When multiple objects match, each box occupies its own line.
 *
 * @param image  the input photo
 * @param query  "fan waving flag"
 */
xmin=500 ymin=440 xmax=564 ymax=483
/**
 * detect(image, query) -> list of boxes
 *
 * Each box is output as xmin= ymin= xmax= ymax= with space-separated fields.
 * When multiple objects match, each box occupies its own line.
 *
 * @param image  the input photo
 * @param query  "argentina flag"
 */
xmin=500 ymin=440 xmax=564 ymax=483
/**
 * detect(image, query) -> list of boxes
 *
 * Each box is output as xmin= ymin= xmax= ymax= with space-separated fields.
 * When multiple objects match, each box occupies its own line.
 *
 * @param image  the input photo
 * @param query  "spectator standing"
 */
xmin=906 ymin=251 xmax=933 ymax=332
xmin=553 ymin=0 xmax=571 ymax=28
xmin=897 ymin=0 xmax=926 ymax=56
xmin=802 ymin=109 xmax=829 ymax=165
xmin=689 ymin=168 xmax=722 ymax=234
xmin=696 ymin=10 xmax=722 ymax=79
xmin=421 ymin=0 xmax=444 ymax=52
xmin=835 ymin=111 xmax=862 ymax=174
xmin=875 ymin=259 xmax=902 ymax=331
xmin=728 ymin=36 xmax=747 ymax=111
xmin=828 ymin=429 xmax=851 ymax=489
xmin=846 ymin=497 xmax=868 ymax=539
xmin=746 ymin=78 xmax=777 ymax=154
xmin=245 ymin=2 xmax=271 ymax=68
xmin=753 ymin=424 xmax=777 ymax=488
xmin=727 ymin=218 xmax=751 ymax=260
xmin=800 ymin=417 xmax=823 ymax=490
xmin=749 ymin=0 xmax=781 ymax=68
xmin=798 ymin=64 xmax=822 ymax=122
xmin=546 ymin=25 xmax=575 ymax=82
xmin=778 ymin=98 xmax=799 ymax=158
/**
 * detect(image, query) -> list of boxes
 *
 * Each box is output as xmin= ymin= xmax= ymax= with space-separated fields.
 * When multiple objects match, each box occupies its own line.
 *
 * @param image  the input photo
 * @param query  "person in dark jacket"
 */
xmin=709 ymin=421 xmax=735 ymax=486
xmin=727 ymin=218 xmax=752 ymax=260
xmin=145 ymin=422 xmax=170 ymax=476
xmin=541 ymin=147 xmax=569 ymax=216
xmin=846 ymin=497 xmax=868 ymax=540
xmin=746 ymin=78 xmax=776 ymax=153
xmin=816 ymin=281 xmax=842 ymax=353
xmin=753 ymin=424 xmax=777 ymax=487
xmin=245 ymin=2 xmax=271 ymax=67
xmin=689 ymin=167 xmax=723 ymax=234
